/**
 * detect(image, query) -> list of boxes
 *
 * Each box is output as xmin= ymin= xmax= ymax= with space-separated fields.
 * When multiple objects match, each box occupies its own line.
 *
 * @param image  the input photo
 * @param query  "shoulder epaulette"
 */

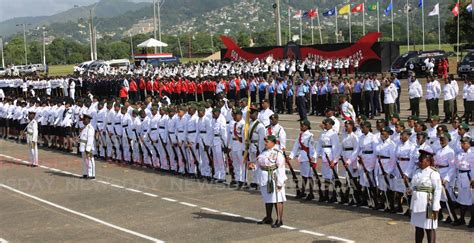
xmin=430 ymin=166 xmax=438 ymax=172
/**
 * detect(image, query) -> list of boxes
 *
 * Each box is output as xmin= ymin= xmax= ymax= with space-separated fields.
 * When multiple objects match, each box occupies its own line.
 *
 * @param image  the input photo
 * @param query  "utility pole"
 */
xmin=93 ymin=26 xmax=98 ymax=60
xmin=16 ymin=24 xmax=29 ymax=65
xmin=130 ymin=34 xmax=134 ymax=62
xmin=89 ymin=9 xmax=94 ymax=60
xmin=274 ymin=0 xmax=282 ymax=45
xmin=42 ymin=31 xmax=46 ymax=67
xmin=153 ymin=0 xmax=157 ymax=53
xmin=158 ymin=0 xmax=165 ymax=53
xmin=0 ymin=37 xmax=4 ymax=68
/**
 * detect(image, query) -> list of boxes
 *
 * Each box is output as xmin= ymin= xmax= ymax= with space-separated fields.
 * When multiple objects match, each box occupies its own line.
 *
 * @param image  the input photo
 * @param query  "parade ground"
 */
xmin=1 ymin=81 xmax=473 ymax=243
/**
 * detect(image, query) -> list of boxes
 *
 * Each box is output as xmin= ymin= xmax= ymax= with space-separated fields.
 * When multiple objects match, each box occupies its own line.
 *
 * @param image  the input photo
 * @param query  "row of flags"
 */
xmin=292 ymin=2 xmax=472 ymax=18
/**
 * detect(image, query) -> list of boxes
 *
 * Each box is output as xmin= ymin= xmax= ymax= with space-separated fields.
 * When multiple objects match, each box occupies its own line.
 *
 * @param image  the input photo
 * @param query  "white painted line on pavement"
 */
xmin=179 ymin=202 xmax=197 ymax=207
xmin=0 ymin=152 xmax=356 ymax=243
xmin=161 ymin=197 xmax=177 ymax=202
xmin=328 ymin=235 xmax=355 ymax=243
xmin=97 ymin=180 xmax=111 ymax=185
xmin=0 ymin=183 xmax=163 ymax=243
xmin=126 ymin=188 xmax=142 ymax=193
xmin=143 ymin=192 xmax=159 ymax=198
xmin=220 ymin=212 xmax=240 ymax=217
xmin=0 ymin=238 xmax=9 ymax=243
xmin=201 ymin=207 xmax=219 ymax=213
xmin=299 ymin=230 xmax=326 ymax=237
xmin=110 ymin=184 xmax=125 ymax=189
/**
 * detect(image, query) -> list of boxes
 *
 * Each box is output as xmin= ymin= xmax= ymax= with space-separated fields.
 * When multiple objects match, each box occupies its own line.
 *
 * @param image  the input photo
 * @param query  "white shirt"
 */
xmin=408 ymin=79 xmax=423 ymax=99
xmin=443 ymin=82 xmax=456 ymax=101
xmin=384 ymin=83 xmax=398 ymax=104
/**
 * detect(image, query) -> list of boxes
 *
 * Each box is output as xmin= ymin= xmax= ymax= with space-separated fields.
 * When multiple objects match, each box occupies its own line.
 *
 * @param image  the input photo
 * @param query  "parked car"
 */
xmin=391 ymin=50 xmax=448 ymax=78
xmin=0 ymin=67 xmax=6 ymax=76
xmin=457 ymin=50 xmax=474 ymax=78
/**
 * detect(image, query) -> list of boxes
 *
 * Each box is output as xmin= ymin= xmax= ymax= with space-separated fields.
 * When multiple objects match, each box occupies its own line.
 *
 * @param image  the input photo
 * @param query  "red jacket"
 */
xmin=129 ymin=80 xmax=138 ymax=92
xmin=196 ymin=83 xmax=204 ymax=94
xmin=153 ymin=80 xmax=160 ymax=92
xmin=146 ymin=80 xmax=153 ymax=91
xmin=119 ymin=87 xmax=128 ymax=98
xmin=139 ymin=79 xmax=146 ymax=90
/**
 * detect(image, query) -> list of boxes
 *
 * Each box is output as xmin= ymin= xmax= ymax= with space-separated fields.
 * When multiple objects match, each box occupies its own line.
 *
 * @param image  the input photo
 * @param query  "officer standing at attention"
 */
xmin=26 ymin=109 xmax=38 ymax=167
xmin=80 ymin=111 xmax=96 ymax=179
xmin=408 ymin=150 xmax=442 ymax=243
xmin=255 ymin=135 xmax=287 ymax=228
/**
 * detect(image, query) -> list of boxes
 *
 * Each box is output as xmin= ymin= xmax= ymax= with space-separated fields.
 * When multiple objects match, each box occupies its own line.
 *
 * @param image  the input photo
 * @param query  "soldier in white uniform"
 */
xmin=26 ymin=109 xmax=38 ymax=167
xmin=433 ymin=132 xmax=458 ymax=223
xmin=288 ymin=119 xmax=316 ymax=200
xmin=139 ymin=109 xmax=154 ymax=168
xmin=341 ymin=120 xmax=361 ymax=205
xmin=258 ymin=99 xmax=274 ymax=128
xmin=120 ymin=106 xmax=132 ymax=164
xmin=247 ymin=104 xmax=265 ymax=188
xmin=210 ymin=108 xmax=228 ymax=182
xmin=157 ymin=108 xmax=170 ymax=171
xmin=375 ymin=126 xmax=397 ymax=211
xmin=408 ymin=150 xmax=442 ymax=243
xmin=339 ymin=95 xmax=356 ymax=122
xmin=316 ymin=118 xmax=342 ymax=203
xmin=167 ymin=107 xmax=179 ymax=173
xmin=255 ymin=135 xmax=287 ymax=228
xmin=393 ymin=129 xmax=416 ymax=213
xmin=113 ymin=104 xmax=124 ymax=162
xmin=196 ymin=107 xmax=212 ymax=179
xmin=95 ymin=102 xmax=107 ymax=159
xmin=105 ymin=102 xmax=116 ymax=161
xmin=79 ymin=111 xmax=95 ymax=179
xmin=148 ymin=106 xmax=161 ymax=168
xmin=229 ymin=108 xmax=245 ymax=187
xmin=358 ymin=121 xmax=379 ymax=207
xmin=175 ymin=106 xmax=189 ymax=174
xmin=266 ymin=114 xmax=286 ymax=152
xmin=185 ymin=105 xmax=199 ymax=176
xmin=452 ymin=137 xmax=474 ymax=227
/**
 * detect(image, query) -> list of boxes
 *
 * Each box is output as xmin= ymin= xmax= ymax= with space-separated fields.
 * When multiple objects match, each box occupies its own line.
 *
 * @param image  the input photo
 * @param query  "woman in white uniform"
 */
xmin=254 ymin=135 xmax=287 ymax=228
xmin=453 ymin=137 xmax=474 ymax=227
xmin=409 ymin=150 xmax=442 ymax=243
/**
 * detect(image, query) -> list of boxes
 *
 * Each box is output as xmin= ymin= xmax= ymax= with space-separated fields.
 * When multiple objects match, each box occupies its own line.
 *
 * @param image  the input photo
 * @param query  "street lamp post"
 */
xmin=158 ymin=0 xmax=165 ymax=53
xmin=42 ymin=31 xmax=46 ymax=67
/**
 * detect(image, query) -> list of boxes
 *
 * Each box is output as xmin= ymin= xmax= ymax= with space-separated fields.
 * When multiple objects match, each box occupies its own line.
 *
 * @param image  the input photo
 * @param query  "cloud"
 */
xmin=0 ymin=0 xmax=100 ymax=21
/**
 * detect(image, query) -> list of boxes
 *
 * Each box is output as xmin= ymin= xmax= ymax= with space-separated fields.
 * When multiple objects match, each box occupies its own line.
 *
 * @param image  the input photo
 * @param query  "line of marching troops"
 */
xmin=0 ymin=93 xmax=473 ymax=228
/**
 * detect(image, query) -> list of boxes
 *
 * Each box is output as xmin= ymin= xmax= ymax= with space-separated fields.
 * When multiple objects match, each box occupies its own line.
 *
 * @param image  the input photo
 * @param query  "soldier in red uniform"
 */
xmin=153 ymin=77 xmax=160 ymax=97
xmin=187 ymin=79 xmax=197 ymax=102
xmin=196 ymin=80 xmax=204 ymax=101
xmin=146 ymin=78 xmax=153 ymax=97
xmin=119 ymin=84 xmax=128 ymax=104
xmin=129 ymin=78 xmax=138 ymax=102
xmin=139 ymin=77 xmax=146 ymax=101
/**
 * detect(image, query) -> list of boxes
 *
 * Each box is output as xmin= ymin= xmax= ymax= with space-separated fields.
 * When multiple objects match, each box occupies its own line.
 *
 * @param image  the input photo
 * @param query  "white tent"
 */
xmin=136 ymin=38 xmax=168 ymax=48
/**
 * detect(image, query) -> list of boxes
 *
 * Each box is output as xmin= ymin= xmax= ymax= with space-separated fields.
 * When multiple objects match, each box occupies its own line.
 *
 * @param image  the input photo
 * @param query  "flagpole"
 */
xmin=456 ymin=0 xmax=460 ymax=62
xmin=317 ymin=9 xmax=323 ymax=44
xmin=311 ymin=17 xmax=314 ymax=44
xmin=377 ymin=1 xmax=380 ymax=36
xmin=391 ymin=0 xmax=394 ymax=41
xmin=336 ymin=9 xmax=338 ymax=43
xmin=422 ymin=0 xmax=425 ymax=51
xmin=363 ymin=2 xmax=366 ymax=35
xmin=288 ymin=6 xmax=291 ymax=42
xmin=349 ymin=3 xmax=352 ymax=43
xmin=407 ymin=0 xmax=410 ymax=51
xmin=438 ymin=7 xmax=441 ymax=50
xmin=299 ymin=15 xmax=303 ymax=45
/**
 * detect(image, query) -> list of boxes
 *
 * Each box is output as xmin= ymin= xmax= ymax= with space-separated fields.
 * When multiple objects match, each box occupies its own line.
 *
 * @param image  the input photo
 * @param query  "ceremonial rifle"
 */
xmin=377 ymin=156 xmax=392 ymax=209
xmin=123 ymin=128 xmax=134 ymax=164
xmin=325 ymin=153 xmax=342 ymax=201
xmin=222 ymin=143 xmax=235 ymax=181
xmin=283 ymin=151 xmax=301 ymax=197
xmin=113 ymin=126 xmax=125 ymax=162
xmin=133 ymin=129 xmax=145 ymax=164
xmin=148 ymin=133 xmax=162 ymax=167
xmin=357 ymin=156 xmax=376 ymax=207
xmin=340 ymin=156 xmax=362 ymax=202
xmin=201 ymin=137 xmax=215 ymax=178
xmin=187 ymin=142 xmax=201 ymax=177
xmin=299 ymin=135 xmax=323 ymax=199
xmin=395 ymin=160 xmax=411 ymax=207
xmin=158 ymin=134 xmax=171 ymax=170
xmin=177 ymin=142 xmax=189 ymax=175
xmin=168 ymin=134 xmax=181 ymax=172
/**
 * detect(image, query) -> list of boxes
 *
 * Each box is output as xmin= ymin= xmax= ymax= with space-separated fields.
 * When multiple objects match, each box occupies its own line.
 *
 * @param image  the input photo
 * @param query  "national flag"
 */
xmin=428 ymin=3 xmax=439 ymax=16
xmin=452 ymin=2 xmax=459 ymax=16
xmin=367 ymin=4 xmax=377 ymax=11
xmin=352 ymin=3 xmax=364 ymax=13
xmin=308 ymin=9 xmax=317 ymax=18
xmin=418 ymin=0 xmax=423 ymax=8
xmin=404 ymin=3 xmax=413 ymax=13
xmin=467 ymin=3 xmax=472 ymax=13
xmin=293 ymin=10 xmax=302 ymax=19
xmin=384 ymin=2 xmax=393 ymax=16
xmin=323 ymin=7 xmax=337 ymax=17
xmin=338 ymin=4 xmax=350 ymax=15
xmin=303 ymin=11 xmax=310 ymax=18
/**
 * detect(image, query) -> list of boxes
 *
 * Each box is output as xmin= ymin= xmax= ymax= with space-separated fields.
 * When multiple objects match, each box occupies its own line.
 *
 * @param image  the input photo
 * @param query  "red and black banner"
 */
xmin=220 ymin=32 xmax=399 ymax=72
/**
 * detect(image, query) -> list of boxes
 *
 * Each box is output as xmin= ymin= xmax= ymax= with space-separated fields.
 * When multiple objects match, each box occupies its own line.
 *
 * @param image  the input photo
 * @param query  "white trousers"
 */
xmin=212 ymin=144 xmax=225 ymax=180
xmin=29 ymin=143 xmax=38 ymax=165
xmin=231 ymin=150 xmax=245 ymax=182
xmin=198 ymin=144 xmax=211 ymax=177
xmin=81 ymin=152 xmax=95 ymax=177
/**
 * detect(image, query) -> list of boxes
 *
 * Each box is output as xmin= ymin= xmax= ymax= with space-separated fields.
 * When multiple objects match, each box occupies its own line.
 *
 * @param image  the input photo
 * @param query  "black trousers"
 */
xmin=410 ymin=97 xmax=420 ymax=117
xmin=251 ymin=91 xmax=257 ymax=103
xmin=317 ymin=94 xmax=326 ymax=115
xmin=269 ymin=93 xmax=275 ymax=110
xmin=363 ymin=91 xmax=374 ymax=117
xmin=258 ymin=91 xmax=265 ymax=104
xmin=311 ymin=94 xmax=318 ymax=114
xmin=286 ymin=96 xmax=293 ymax=114
xmin=276 ymin=94 xmax=284 ymax=113
xmin=352 ymin=92 xmax=362 ymax=115
xmin=296 ymin=96 xmax=307 ymax=120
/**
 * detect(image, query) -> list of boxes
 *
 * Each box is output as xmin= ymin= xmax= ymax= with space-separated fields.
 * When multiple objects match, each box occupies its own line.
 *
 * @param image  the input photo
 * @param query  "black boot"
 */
xmin=257 ymin=217 xmax=273 ymax=225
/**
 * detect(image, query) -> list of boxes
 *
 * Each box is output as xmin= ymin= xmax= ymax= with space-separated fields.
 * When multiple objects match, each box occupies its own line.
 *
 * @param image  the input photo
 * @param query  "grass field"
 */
xmin=48 ymin=64 xmax=75 ymax=76
xmin=400 ymin=43 xmax=457 ymax=53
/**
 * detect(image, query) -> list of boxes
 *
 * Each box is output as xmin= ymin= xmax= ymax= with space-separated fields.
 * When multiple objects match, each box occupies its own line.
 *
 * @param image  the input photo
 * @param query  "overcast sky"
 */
xmin=0 ymin=0 xmax=152 ymax=22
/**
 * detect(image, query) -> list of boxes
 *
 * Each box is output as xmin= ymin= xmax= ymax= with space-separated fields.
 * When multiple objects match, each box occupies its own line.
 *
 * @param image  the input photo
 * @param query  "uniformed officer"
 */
xmin=341 ymin=120 xmax=361 ymax=205
xmin=210 ymin=107 xmax=228 ymax=183
xmin=288 ymin=119 xmax=316 ymax=200
xmin=255 ymin=135 xmax=287 ymax=228
xmin=433 ymin=132 xmax=458 ymax=223
xmin=247 ymin=103 xmax=265 ymax=188
xmin=79 ymin=111 xmax=95 ymax=179
xmin=26 ymin=109 xmax=38 ymax=167
xmin=229 ymin=108 xmax=245 ymax=187
xmin=316 ymin=118 xmax=342 ymax=203
xmin=186 ymin=105 xmax=199 ymax=176
xmin=452 ymin=137 xmax=474 ymax=227
xmin=196 ymin=106 xmax=212 ymax=179
xmin=266 ymin=114 xmax=286 ymax=151
xmin=393 ymin=129 xmax=416 ymax=213
xmin=358 ymin=121 xmax=379 ymax=207
xmin=375 ymin=126 xmax=397 ymax=211
xmin=409 ymin=150 xmax=442 ymax=243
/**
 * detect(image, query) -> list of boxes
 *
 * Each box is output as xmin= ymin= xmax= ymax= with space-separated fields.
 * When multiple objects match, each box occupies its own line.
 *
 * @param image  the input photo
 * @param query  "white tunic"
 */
xmin=410 ymin=167 xmax=442 ymax=229
xmin=454 ymin=149 xmax=474 ymax=206
xmin=256 ymin=147 xmax=287 ymax=203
